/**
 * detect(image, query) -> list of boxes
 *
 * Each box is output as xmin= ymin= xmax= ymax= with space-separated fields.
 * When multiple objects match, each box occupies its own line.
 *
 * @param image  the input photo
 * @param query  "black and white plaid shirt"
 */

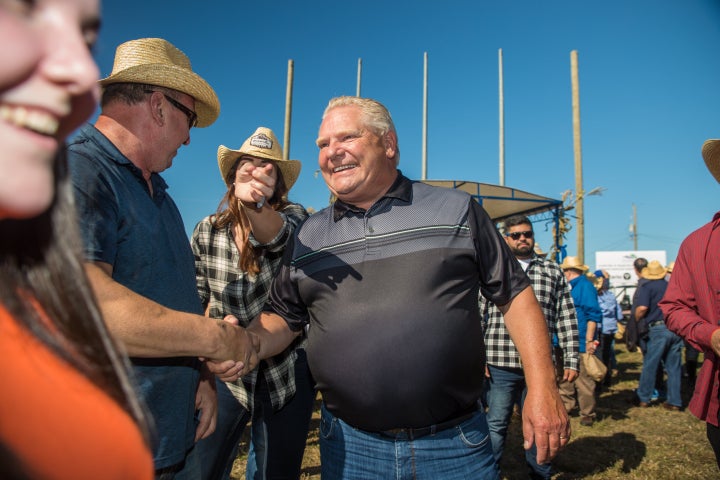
xmin=191 ymin=203 xmax=308 ymax=411
xmin=480 ymin=255 xmax=579 ymax=371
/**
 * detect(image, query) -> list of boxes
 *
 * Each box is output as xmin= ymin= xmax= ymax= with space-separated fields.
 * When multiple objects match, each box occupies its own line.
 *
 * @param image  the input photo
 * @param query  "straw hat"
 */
xmin=218 ymin=127 xmax=301 ymax=190
xmin=533 ymin=243 xmax=548 ymax=258
xmin=559 ymin=256 xmax=589 ymax=272
xmin=702 ymin=139 xmax=720 ymax=184
xmin=99 ymin=38 xmax=220 ymax=127
xmin=641 ymin=260 xmax=667 ymax=280
xmin=666 ymin=261 xmax=675 ymax=274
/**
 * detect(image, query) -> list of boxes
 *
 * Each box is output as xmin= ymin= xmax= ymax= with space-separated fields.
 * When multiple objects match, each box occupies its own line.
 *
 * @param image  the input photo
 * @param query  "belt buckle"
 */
xmin=380 ymin=426 xmax=421 ymax=439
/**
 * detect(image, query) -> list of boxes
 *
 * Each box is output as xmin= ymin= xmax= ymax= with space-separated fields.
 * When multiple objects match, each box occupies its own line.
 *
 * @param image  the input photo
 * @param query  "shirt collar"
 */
xmin=80 ymin=123 xmax=169 ymax=192
xmin=331 ymin=170 xmax=410 ymax=221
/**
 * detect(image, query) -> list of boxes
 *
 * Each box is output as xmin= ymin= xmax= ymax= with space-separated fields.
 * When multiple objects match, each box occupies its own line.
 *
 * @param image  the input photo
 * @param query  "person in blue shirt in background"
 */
xmin=594 ymin=270 xmax=623 ymax=391
xmin=558 ymin=257 xmax=602 ymax=427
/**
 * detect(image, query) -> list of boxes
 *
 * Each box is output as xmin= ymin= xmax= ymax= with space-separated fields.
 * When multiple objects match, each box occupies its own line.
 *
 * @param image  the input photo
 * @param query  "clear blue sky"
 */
xmin=91 ymin=0 xmax=720 ymax=269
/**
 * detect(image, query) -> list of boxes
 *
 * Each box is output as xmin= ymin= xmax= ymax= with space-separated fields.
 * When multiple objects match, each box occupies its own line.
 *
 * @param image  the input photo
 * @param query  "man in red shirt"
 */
xmin=660 ymin=138 xmax=720 ymax=470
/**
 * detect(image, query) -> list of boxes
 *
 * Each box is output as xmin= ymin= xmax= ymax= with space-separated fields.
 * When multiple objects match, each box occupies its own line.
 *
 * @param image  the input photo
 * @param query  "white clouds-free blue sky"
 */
xmin=93 ymin=0 xmax=720 ymax=268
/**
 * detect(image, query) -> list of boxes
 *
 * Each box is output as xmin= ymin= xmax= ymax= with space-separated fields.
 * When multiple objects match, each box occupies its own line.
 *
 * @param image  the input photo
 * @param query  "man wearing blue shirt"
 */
xmin=635 ymin=260 xmax=683 ymax=410
xmin=559 ymin=256 xmax=602 ymax=426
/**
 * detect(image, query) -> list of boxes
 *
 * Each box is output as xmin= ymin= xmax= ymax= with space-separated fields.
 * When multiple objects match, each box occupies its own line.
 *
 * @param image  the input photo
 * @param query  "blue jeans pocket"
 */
xmin=458 ymin=415 xmax=493 ymax=449
xmin=320 ymin=405 xmax=338 ymax=440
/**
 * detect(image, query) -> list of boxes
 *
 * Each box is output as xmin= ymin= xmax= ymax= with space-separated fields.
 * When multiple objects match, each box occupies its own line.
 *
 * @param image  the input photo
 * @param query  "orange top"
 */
xmin=0 ymin=304 xmax=153 ymax=479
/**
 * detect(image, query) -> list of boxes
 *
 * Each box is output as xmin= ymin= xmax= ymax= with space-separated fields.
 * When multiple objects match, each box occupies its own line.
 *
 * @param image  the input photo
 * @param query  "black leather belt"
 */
xmin=377 ymin=407 xmax=477 ymax=440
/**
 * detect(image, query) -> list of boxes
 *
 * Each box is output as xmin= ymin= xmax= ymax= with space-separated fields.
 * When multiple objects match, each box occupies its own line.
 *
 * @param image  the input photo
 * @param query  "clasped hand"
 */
xmin=206 ymin=315 xmax=260 ymax=382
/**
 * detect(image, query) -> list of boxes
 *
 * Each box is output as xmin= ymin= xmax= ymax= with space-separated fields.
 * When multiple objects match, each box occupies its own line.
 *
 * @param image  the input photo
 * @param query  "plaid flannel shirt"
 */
xmin=480 ymin=255 xmax=579 ymax=371
xmin=191 ymin=203 xmax=308 ymax=412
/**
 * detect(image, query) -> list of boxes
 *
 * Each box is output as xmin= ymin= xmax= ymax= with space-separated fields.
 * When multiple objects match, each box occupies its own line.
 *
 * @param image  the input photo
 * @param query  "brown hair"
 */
xmin=0 ymin=149 xmax=150 ymax=441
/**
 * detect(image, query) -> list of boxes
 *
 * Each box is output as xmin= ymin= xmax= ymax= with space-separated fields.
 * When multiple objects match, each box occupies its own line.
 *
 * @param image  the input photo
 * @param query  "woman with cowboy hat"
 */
xmin=192 ymin=127 xmax=314 ymax=480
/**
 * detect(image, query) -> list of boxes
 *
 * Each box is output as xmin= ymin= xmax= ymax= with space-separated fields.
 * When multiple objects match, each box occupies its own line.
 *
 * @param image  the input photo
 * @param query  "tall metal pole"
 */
xmin=498 ymin=48 xmax=505 ymax=186
xmin=632 ymin=203 xmax=638 ymax=250
xmin=283 ymin=59 xmax=294 ymax=160
xmin=421 ymin=52 xmax=428 ymax=180
xmin=570 ymin=50 xmax=585 ymax=264
xmin=356 ymin=58 xmax=362 ymax=97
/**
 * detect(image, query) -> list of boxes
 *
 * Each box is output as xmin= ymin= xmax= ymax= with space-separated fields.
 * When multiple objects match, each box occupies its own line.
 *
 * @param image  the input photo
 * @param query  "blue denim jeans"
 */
xmin=156 ymin=445 xmax=202 ymax=480
xmin=195 ymin=350 xmax=315 ymax=480
xmin=245 ymin=350 xmax=316 ymax=479
xmin=484 ymin=365 xmax=553 ymax=479
xmin=637 ymin=323 xmax=683 ymax=406
xmin=195 ymin=378 xmax=251 ymax=480
xmin=319 ymin=403 xmax=499 ymax=480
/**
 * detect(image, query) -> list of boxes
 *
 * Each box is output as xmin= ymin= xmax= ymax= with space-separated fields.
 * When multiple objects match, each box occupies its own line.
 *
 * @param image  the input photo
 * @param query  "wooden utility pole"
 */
xmin=498 ymin=48 xmax=505 ymax=186
xmin=570 ymin=50 xmax=585 ymax=264
xmin=283 ymin=60 xmax=294 ymax=160
xmin=421 ymin=52 xmax=428 ymax=180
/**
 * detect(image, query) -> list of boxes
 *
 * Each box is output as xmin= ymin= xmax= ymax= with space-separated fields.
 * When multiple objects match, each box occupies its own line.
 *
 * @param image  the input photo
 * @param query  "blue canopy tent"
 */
xmin=420 ymin=180 xmax=565 ymax=262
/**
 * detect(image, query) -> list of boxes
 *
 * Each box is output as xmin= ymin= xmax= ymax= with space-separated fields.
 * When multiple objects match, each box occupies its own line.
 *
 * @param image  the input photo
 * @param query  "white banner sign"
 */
xmin=595 ymin=250 xmax=667 ymax=287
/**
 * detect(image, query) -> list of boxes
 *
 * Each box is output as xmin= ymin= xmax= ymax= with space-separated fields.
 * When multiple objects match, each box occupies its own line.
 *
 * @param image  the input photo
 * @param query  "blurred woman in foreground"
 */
xmin=0 ymin=1 xmax=152 ymax=478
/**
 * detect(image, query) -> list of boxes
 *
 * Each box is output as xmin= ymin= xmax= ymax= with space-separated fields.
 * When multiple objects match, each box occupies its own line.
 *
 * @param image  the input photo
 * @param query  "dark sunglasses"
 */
xmin=506 ymin=230 xmax=534 ymax=240
xmin=145 ymin=90 xmax=198 ymax=128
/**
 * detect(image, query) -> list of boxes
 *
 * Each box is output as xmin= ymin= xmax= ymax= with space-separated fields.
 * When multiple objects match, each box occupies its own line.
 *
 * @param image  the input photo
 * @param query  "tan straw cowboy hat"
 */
xmin=218 ymin=127 xmax=301 ymax=190
xmin=559 ymin=256 xmax=589 ymax=272
xmin=702 ymin=139 xmax=720 ymax=184
xmin=99 ymin=38 xmax=220 ymax=127
xmin=641 ymin=260 xmax=667 ymax=280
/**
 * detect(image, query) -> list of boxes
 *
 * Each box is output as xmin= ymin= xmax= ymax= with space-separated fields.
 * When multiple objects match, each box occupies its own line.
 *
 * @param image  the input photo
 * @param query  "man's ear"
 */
xmin=147 ymin=91 xmax=164 ymax=125
xmin=384 ymin=130 xmax=398 ymax=160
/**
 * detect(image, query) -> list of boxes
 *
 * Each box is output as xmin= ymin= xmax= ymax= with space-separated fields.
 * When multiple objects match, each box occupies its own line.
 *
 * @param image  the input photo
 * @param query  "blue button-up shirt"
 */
xmin=68 ymin=123 xmax=202 ymax=468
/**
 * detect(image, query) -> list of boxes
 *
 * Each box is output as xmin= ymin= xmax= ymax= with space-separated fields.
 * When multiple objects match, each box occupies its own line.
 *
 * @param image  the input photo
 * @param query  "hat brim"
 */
xmin=643 ymin=272 xmax=667 ymax=280
xmin=217 ymin=145 xmax=301 ymax=191
xmin=702 ymin=139 xmax=720 ymax=184
xmin=100 ymin=64 xmax=220 ymax=128
xmin=561 ymin=264 xmax=589 ymax=272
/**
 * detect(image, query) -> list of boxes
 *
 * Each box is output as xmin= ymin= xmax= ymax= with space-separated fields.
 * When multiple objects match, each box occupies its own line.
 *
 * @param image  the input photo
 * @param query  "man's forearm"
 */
xmin=585 ymin=321 xmax=598 ymax=342
xmin=85 ymin=262 xmax=250 ymax=361
xmin=500 ymin=287 xmax=557 ymax=388
xmin=634 ymin=306 xmax=648 ymax=321
xmin=247 ymin=312 xmax=300 ymax=360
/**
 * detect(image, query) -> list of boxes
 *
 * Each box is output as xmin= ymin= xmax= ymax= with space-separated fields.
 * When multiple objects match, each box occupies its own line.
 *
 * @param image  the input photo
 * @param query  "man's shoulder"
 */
xmin=679 ymin=217 xmax=718 ymax=249
xmin=67 ymin=123 xmax=127 ymax=168
xmin=294 ymin=207 xmax=333 ymax=242
xmin=530 ymin=256 xmax=563 ymax=274
xmin=409 ymin=180 xmax=472 ymax=208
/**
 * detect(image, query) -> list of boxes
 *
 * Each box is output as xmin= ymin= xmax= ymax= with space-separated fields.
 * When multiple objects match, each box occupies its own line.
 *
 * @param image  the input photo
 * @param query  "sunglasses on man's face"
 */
xmin=506 ymin=230 xmax=534 ymax=240
xmin=144 ymin=90 xmax=198 ymax=128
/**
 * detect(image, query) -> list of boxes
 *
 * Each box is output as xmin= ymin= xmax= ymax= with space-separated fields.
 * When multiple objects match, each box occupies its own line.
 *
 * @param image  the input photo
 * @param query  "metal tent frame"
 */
xmin=421 ymin=179 xmax=564 ymax=262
